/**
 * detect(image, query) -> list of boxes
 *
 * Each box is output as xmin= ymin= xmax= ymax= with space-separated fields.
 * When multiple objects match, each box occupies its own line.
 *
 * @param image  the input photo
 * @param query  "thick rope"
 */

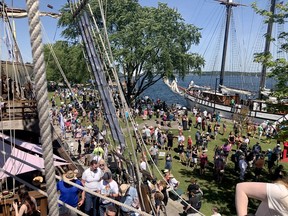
xmin=0 ymin=148 xmax=151 ymax=216
xmin=25 ymin=0 xmax=59 ymax=215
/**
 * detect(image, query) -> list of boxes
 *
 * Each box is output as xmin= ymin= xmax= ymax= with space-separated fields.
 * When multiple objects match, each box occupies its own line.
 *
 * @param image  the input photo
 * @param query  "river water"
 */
xmin=141 ymin=74 xmax=276 ymax=106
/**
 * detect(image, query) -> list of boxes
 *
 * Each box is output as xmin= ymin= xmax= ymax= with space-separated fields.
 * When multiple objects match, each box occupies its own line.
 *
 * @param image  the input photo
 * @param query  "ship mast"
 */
xmin=258 ymin=0 xmax=276 ymax=98
xmin=218 ymin=0 xmax=243 ymax=89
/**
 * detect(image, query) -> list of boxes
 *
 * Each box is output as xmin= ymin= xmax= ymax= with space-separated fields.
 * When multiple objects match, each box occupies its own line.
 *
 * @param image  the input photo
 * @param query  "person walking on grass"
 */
xmin=149 ymin=142 xmax=159 ymax=165
xmin=200 ymin=152 xmax=208 ymax=175
xmin=165 ymin=153 xmax=173 ymax=171
xmin=254 ymin=155 xmax=265 ymax=181
xmin=166 ymin=131 xmax=174 ymax=151
xmin=239 ymin=155 xmax=248 ymax=181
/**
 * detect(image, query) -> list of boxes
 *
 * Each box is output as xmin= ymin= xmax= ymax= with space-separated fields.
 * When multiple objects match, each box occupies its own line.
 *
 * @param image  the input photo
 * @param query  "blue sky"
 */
xmin=2 ymin=1 xmax=65 ymax=62
xmin=3 ymin=0 xmax=285 ymax=72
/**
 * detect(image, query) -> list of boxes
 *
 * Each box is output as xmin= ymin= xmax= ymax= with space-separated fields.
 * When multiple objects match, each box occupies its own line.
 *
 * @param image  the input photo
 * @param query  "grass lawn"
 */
xmin=132 ymin=116 xmax=288 ymax=216
xmin=48 ymin=92 xmax=287 ymax=215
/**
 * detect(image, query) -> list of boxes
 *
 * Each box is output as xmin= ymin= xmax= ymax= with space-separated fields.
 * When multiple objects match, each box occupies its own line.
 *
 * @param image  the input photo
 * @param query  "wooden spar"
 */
xmin=259 ymin=0 xmax=277 ymax=98
xmin=217 ymin=0 xmax=244 ymax=90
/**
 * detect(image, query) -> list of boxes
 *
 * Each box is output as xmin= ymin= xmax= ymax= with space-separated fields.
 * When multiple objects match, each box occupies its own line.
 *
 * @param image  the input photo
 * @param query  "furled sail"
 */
xmin=261 ymin=88 xmax=271 ymax=97
xmin=220 ymin=85 xmax=252 ymax=96
xmin=188 ymin=80 xmax=211 ymax=91
xmin=170 ymin=79 xmax=180 ymax=93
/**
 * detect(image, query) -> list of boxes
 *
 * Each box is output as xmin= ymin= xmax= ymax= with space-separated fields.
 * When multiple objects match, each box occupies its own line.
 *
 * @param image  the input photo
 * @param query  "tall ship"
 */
xmin=164 ymin=0 xmax=288 ymax=124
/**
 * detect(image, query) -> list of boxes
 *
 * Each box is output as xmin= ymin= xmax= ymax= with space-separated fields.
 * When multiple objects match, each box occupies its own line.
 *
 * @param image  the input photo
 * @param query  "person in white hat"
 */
xmin=168 ymin=174 xmax=179 ymax=190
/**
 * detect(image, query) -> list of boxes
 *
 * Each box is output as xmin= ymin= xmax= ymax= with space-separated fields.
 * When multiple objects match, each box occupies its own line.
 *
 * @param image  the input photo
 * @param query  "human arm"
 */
xmin=80 ymin=178 xmax=86 ymax=202
xmin=156 ymin=204 xmax=160 ymax=215
xmin=132 ymin=195 xmax=140 ymax=209
xmin=13 ymin=203 xmax=27 ymax=216
xmin=110 ymin=184 xmax=119 ymax=198
xmin=12 ymin=202 xmax=19 ymax=216
xmin=235 ymin=182 xmax=267 ymax=216
xmin=78 ymin=190 xmax=85 ymax=207
xmin=109 ymin=192 xmax=119 ymax=198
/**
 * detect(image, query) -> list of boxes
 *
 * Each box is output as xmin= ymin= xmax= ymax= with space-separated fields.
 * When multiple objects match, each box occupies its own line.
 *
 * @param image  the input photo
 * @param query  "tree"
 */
xmin=276 ymin=120 xmax=288 ymax=142
xmin=252 ymin=2 xmax=288 ymax=99
xmin=58 ymin=0 xmax=204 ymax=105
xmin=44 ymin=41 xmax=89 ymax=84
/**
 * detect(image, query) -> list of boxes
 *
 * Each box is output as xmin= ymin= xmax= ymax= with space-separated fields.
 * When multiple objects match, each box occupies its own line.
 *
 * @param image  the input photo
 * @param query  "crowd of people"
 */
xmin=131 ymin=97 xmax=287 ymax=215
xmin=17 ymin=88 xmax=286 ymax=216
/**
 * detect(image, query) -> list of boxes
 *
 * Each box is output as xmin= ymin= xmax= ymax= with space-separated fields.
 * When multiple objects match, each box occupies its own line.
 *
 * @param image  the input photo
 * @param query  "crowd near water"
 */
xmin=12 ymin=84 xmax=287 ymax=216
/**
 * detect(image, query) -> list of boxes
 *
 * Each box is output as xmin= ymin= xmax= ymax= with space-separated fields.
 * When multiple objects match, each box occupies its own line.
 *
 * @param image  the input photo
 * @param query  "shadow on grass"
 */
xmin=175 ymin=162 xmax=263 ymax=216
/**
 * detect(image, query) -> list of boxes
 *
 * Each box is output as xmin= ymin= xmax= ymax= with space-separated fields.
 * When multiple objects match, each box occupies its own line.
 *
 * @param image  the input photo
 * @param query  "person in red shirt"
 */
xmin=199 ymin=152 xmax=208 ymax=175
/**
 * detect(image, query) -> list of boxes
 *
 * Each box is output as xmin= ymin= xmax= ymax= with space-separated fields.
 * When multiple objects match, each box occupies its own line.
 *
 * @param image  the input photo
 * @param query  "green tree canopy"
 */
xmin=252 ymin=2 xmax=288 ymax=141
xmin=44 ymin=41 xmax=89 ymax=84
xmin=58 ymin=0 xmax=204 ymax=104
xmin=253 ymin=2 xmax=288 ymax=99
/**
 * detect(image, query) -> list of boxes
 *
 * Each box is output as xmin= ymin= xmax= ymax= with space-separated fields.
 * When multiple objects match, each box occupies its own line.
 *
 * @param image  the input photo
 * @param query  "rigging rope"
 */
xmin=66 ymin=1 xmax=204 ymax=215
xmin=71 ymin=0 xmax=156 ymax=212
xmin=2 ymin=5 xmax=32 ymax=84
xmin=41 ymin=24 xmax=87 ymax=116
xmin=91 ymin=1 xmax=148 ymax=210
xmin=80 ymin=1 xmax=201 ymax=214
xmin=0 ymin=147 xmax=151 ymax=216
xmin=25 ymin=0 xmax=59 ymax=215
xmin=140 ymin=135 xmax=205 ymax=216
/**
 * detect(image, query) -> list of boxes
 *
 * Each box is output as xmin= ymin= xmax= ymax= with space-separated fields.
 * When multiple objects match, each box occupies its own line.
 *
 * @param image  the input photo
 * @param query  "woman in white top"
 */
xmin=235 ymin=177 xmax=288 ymax=216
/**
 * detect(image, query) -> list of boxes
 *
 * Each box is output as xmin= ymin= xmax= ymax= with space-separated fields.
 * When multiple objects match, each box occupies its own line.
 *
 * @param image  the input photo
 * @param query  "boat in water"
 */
xmin=164 ymin=0 xmax=288 ymax=124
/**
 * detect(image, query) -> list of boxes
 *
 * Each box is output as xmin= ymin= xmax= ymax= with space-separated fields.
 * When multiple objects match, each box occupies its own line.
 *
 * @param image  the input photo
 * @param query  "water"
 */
xmin=141 ymin=74 xmax=276 ymax=106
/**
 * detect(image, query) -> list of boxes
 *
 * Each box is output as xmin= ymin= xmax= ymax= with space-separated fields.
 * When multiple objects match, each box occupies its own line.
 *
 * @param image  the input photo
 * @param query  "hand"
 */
xmin=78 ymin=199 xmax=84 ymax=207
xmin=12 ymin=201 xmax=18 ymax=209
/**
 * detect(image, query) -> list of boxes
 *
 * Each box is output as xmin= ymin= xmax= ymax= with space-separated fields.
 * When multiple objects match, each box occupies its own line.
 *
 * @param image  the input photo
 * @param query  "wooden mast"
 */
xmin=217 ymin=0 xmax=243 ymax=90
xmin=259 ymin=0 xmax=277 ymax=98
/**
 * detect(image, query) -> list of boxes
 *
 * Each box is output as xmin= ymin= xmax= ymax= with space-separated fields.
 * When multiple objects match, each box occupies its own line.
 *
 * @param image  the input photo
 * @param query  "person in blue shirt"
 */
xmin=119 ymin=184 xmax=139 ymax=216
xmin=57 ymin=170 xmax=84 ymax=216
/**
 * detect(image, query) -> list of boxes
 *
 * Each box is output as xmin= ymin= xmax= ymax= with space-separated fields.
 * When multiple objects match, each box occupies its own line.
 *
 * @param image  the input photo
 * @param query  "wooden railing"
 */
xmin=0 ymin=100 xmax=38 ymax=121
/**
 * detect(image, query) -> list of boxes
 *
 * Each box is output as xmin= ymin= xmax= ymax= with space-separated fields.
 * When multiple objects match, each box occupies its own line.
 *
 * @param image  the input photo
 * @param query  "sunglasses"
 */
xmin=99 ymin=164 xmax=105 ymax=167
